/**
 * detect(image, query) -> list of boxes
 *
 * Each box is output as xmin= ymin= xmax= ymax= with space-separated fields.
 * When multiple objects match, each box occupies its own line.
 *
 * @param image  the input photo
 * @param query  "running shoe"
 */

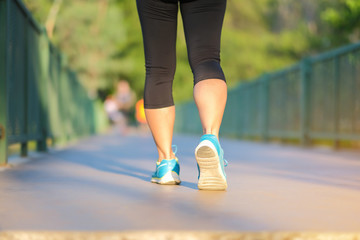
xmin=195 ymin=134 xmax=228 ymax=190
xmin=151 ymin=145 xmax=181 ymax=185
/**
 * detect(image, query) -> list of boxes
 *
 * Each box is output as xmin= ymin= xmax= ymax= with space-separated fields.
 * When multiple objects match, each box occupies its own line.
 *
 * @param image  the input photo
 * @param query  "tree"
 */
xmin=321 ymin=0 xmax=360 ymax=45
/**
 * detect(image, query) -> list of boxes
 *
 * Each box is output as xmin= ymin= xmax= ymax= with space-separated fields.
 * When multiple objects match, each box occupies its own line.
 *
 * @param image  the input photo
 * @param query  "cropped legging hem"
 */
xmin=192 ymin=59 xmax=226 ymax=84
xmin=144 ymin=102 xmax=175 ymax=109
xmin=137 ymin=0 xmax=227 ymax=109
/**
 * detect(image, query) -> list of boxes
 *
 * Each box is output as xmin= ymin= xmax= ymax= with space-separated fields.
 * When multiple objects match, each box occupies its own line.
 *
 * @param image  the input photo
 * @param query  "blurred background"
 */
xmin=2 ymin=0 xmax=359 ymax=159
xmin=1 ymin=0 xmax=360 ymax=232
xmin=22 ymin=0 xmax=360 ymax=104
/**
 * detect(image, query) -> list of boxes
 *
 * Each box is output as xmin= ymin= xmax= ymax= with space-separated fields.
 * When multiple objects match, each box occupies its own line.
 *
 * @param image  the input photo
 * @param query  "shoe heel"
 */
xmin=196 ymin=146 xmax=227 ymax=191
xmin=158 ymin=171 xmax=181 ymax=185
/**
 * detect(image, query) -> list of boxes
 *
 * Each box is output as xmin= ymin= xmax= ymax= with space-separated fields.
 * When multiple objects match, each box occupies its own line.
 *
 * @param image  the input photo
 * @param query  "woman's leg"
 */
xmin=181 ymin=0 xmax=228 ymax=190
xmin=136 ymin=0 xmax=178 ymax=162
xmin=145 ymin=106 xmax=175 ymax=162
xmin=193 ymin=79 xmax=227 ymax=139
xmin=180 ymin=0 xmax=227 ymax=139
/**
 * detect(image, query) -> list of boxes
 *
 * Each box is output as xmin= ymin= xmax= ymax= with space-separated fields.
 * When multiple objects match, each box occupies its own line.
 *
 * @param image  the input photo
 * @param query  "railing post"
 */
xmin=261 ymin=74 xmax=270 ymax=141
xmin=300 ymin=58 xmax=311 ymax=146
xmin=37 ymin=29 xmax=49 ymax=152
xmin=21 ymin=10 xmax=29 ymax=158
xmin=0 ymin=0 xmax=8 ymax=165
xmin=234 ymin=86 xmax=242 ymax=138
xmin=235 ymin=86 xmax=242 ymax=138
xmin=333 ymin=56 xmax=340 ymax=148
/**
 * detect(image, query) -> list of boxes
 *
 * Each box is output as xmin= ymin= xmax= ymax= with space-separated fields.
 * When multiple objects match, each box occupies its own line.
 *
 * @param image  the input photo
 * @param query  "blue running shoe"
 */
xmin=195 ymin=134 xmax=228 ymax=190
xmin=151 ymin=145 xmax=181 ymax=185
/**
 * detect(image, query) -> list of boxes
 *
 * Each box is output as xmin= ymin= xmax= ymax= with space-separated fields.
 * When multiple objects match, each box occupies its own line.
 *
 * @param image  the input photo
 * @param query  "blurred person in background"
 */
xmin=137 ymin=0 xmax=228 ymax=190
xmin=115 ymin=80 xmax=136 ymax=134
xmin=104 ymin=95 xmax=125 ymax=133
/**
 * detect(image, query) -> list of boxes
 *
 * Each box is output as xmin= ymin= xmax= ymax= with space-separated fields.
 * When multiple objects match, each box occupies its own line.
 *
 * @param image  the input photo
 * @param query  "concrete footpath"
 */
xmin=1 ymin=131 xmax=360 ymax=232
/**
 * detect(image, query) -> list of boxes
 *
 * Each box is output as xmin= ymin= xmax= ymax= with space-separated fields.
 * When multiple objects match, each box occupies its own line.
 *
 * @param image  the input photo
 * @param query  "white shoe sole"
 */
xmin=151 ymin=171 xmax=181 ymax=185
xmin=195 ymin=140 xmax=227 ymax=191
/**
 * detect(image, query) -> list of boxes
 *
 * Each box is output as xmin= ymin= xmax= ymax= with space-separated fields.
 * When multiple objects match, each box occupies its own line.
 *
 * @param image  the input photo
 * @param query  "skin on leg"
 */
xmin=193 ymin=79 xmax=227 ymax=139
xmin=145 ymin=106 xmax=176 ymax=162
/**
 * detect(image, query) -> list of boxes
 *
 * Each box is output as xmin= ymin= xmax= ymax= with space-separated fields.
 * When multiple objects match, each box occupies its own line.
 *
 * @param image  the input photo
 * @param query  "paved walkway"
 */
xmin=1 ymin=131 xmax=360 ymax=231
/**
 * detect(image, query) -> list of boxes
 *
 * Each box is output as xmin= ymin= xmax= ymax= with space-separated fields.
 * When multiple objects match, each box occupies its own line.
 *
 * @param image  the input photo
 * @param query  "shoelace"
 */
xmin=220 ymin=148 xmax=228 ymax=167
xmin=172 ymin=144 xmax=177 ymax=155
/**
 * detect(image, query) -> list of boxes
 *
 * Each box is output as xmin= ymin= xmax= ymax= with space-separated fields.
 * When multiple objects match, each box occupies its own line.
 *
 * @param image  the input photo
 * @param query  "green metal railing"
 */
xmin=0 ymin=0 xmax=107 ymax=165
xmin=176 ymin=42 xmax=360 ymax=147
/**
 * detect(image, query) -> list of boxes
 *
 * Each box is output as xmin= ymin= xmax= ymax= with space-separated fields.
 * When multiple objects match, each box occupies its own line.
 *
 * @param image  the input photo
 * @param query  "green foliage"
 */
xmin=53 ymin=0 xmax=126 ymax=94
xmin=113 ymin=0 xmax=145 ymax=99
xmin=22 ymin=0 xmax=52 ymax=23
xmin=23 ymin=0 xmax=127 ymax=96
xmin=321 ymin=0 xmax=360 ymax=45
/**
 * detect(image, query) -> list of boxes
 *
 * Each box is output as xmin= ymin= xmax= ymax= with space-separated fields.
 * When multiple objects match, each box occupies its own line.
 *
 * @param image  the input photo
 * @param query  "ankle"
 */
xmin=157 ymin=153 xmax=176 ymax=163
xmin=203 ymin=130 xmax=219 ymax=139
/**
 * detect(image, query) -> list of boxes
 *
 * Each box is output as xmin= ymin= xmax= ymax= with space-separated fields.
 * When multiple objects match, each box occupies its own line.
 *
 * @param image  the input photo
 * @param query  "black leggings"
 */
xmin=136 ymin=0 xmax=227 ymax=109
